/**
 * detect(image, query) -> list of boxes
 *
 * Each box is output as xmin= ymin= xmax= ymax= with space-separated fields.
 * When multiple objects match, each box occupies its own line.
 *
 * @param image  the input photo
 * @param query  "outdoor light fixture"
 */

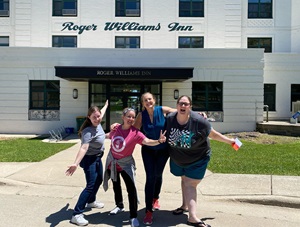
xmin=73 ymin=89 xmax=78 ymax=99
xmin=174 ymin=89 xmax=179 ymax=99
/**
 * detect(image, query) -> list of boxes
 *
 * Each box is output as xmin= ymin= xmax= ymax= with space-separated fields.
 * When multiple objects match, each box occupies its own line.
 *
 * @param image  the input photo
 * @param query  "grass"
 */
xmin=0 ymin=137 xmax=76 ymax=162
xmin=0 ymin=132 xmax=299 ymax=176
xmin=209 ymin=132 xmax=300 ymax=176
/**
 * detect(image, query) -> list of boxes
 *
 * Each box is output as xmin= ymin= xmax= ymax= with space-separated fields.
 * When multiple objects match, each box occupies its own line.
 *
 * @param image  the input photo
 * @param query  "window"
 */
xmin=248 ymin=0 xmax=272 ymax=19
xmin=179 ymin=0 xmax=204 ymax=17
xmin=0 ymin=0 xmax=9 ymax=16
xmin=192 ymin=82 xmax=223 ymax=111
xmin=30 ymin=81 xmax=60 ymax=110
xmin=179 ymin=37 xmax=204 ymax=48
xmin=0 ymin=36 xmax=9 ymax=46
xmin=116 ymin=0 xmax=140 ymax=17
xmin=53 ymin=0 xmax=77 ymax=16
xmin=115 ymin=36 xmax=140 ymax=48
xmin=52 ymin=36 xmax=77 ymax=47
xmin=291 ymin=84 xmax=300 ymax=111
xmin=264 ymin=84 xmax=275 ymax=111
xmin=248 ymin=37 xmax=272 ymax=53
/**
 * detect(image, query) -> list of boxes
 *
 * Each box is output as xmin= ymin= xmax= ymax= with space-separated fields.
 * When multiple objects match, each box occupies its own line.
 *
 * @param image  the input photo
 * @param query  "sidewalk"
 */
xmin=0 ymin=134 xmax=300 ymax=227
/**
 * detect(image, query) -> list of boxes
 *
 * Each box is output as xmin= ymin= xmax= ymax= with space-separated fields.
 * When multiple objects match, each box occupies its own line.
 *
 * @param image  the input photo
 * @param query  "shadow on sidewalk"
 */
xmin=45 ymin=203 xmax=73 ymax=227
xmin=45 ymin=205 xmax=206 ymax=226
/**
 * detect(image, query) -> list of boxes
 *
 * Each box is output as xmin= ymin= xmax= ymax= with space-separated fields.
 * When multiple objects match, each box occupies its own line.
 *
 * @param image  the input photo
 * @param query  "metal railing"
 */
xmin=264 ymin=105 xmax=269 ymax=122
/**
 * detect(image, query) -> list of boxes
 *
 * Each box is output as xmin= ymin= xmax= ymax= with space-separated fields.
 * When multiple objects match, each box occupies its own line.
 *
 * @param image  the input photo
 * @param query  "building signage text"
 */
xmin=61 ymin=22 xmax=97 ymax=34
xmin=97 ymin=70 xmax=151 ymax=76
xmin=61 ymin=22 xmax=194 ymax=34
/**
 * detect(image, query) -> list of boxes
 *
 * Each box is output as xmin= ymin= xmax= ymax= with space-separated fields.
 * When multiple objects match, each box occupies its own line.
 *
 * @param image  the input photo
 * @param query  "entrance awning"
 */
xmin=55 ymin=66 xmax=193 ymax=82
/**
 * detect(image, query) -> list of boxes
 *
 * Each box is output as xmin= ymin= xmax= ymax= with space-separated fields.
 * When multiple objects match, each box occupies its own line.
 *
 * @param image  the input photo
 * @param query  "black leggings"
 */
xmin=110 ymin=170 xmax=138 ymax=219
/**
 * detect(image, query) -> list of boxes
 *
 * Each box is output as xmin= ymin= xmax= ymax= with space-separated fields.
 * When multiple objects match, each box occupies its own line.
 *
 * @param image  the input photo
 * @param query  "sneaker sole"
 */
xmin=86 ymin=205 xmax=104 ymax=209
xmin=69 ymin=220 xmax=89 ymax=226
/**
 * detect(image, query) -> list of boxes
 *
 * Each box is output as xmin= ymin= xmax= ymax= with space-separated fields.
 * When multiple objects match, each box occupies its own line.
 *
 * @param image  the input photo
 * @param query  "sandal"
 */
xmin=172 ymin=207 xmax=188 ymax=215
xmin=187 ymin=220 xmax=211 ymax=227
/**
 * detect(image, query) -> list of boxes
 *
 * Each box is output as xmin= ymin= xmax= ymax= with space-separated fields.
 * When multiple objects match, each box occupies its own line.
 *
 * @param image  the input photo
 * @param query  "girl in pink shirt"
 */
xmin=103 ymin=107 xmax=166 ymax=227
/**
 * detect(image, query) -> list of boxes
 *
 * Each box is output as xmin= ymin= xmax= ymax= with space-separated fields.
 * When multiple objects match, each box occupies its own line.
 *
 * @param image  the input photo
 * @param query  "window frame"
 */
xmin=115 ymin=36 xmax=140 ymax=48
xmin=248 ymin=37 xmax=272 ymax=53
xmin=264 ymin=84 xmax=276 ymax=111
xmin=115 ymin=0 xmax=141 ymax=17
xmin=29 ymin=80 xmax=60 ymax=111
xmin=52 ymin=36 xmax=77 ymax=48
xmin=52 ymin=0 xmax=77 ymax=17
xmin=192 ymin=82 xmax=223 ymax=111
xmin=248 ymin=0 xmax=272 ymax=19
xmin=179 ymin=36 xmax=204 ymax=48
xmin=179 ymin=0 xmax=204 ymax=18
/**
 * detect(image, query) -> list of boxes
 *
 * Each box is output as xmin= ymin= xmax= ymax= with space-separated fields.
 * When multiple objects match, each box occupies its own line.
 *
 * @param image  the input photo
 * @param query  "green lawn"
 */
xmin=209 ymin=139 xmax=300 ymax=176
xmin=0 ymin=137 xmax=76 ymax=162
xmin=0 ymin=134 xmax=299 ymax=176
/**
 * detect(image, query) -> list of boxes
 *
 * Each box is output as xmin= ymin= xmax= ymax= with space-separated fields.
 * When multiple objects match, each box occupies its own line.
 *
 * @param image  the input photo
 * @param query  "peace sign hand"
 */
xmin=158 ymin=130 xmax=166 ymax=143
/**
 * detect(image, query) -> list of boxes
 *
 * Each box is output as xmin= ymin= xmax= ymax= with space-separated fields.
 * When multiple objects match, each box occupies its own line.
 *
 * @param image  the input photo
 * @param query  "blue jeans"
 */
xmin=142 ymin=146 xmax=169 ymax=212
xmin=73 ymin=155 xmax=103 ymax=215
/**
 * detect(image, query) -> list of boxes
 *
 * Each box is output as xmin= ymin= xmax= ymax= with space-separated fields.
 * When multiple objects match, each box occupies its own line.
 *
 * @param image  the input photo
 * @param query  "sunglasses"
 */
xmin=123 ymin=108 xmax=135 ymax=115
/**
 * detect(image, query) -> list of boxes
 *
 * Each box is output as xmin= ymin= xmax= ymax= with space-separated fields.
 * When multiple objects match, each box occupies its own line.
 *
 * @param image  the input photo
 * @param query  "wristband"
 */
xmin=158 ymin=139 xmax=161 ymax=144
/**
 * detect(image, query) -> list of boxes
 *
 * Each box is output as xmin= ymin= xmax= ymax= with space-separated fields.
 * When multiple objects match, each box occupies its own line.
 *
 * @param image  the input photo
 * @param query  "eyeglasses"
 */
xmin=177 ymin=102 xmax=190 ymax=107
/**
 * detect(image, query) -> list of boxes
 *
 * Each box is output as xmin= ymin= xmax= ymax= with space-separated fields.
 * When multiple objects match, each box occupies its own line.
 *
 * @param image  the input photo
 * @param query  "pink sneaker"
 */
xmin=143 ymin=210 xmax=153 ymax=225
xmin=152 ymin=198 xmax=160 ymax=210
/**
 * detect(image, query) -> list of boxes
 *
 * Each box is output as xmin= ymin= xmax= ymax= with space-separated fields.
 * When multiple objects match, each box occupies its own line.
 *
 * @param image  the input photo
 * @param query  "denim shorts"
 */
xmin=170 ymin=156 xmax=210 ymax=180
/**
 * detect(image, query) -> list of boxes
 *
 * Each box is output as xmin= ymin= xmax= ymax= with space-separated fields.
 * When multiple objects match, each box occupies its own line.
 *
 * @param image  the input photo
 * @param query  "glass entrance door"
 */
xmin=110 ymin=93 xmax=140 ymax=125
xmin=89 ymin=82 xmax=161 ymax=132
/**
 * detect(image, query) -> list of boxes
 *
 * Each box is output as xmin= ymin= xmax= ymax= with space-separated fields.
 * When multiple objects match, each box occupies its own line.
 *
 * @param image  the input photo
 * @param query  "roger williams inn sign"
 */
xmin=61 ymin=22 xmax=194 ymax=34
xmin=55 ymin=67 xmax=194 ymax=81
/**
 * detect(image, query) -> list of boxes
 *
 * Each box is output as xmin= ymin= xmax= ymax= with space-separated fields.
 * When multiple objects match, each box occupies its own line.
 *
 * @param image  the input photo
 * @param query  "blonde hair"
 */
xmin=141 ymin=92 xmax=156 ymax=110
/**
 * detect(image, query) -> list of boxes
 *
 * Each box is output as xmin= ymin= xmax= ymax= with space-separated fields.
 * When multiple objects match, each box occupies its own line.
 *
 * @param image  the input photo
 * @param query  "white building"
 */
xmin=0 ymin=0 xmax=299 ymax=134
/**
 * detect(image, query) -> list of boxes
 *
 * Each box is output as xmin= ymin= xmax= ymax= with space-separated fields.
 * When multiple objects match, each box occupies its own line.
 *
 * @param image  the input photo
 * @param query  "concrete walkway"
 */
xmin=0 ymin=134 xmax=299 ymax=227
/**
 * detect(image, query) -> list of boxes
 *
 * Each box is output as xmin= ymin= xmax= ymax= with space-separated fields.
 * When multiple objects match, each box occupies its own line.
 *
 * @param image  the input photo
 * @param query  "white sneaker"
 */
xmin=130 ymin=218 xmax=140 ymax=227
xmin=86 ymin=201 xmax=104 ymax=209
xmin=70 ymin=214 xmax=89 ymax=226
xmin=109 ymin=206 xmax=125 ymax=215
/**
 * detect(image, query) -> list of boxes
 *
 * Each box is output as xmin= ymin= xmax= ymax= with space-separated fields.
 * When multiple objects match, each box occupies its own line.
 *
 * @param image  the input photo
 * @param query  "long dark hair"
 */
xmin=78 ymin=106 xmax=101 ymax=138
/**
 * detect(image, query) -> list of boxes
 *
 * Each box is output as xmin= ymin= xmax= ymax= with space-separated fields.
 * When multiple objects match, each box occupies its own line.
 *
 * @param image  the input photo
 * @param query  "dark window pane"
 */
xmin=179 ymin=37 xmax=204 ymax=48
xmin=52 ymin=36 xmax=77 ymax=47
xmin=264 ymin=84 xmax=275 ymax=111
xmin=53 ymin=0 xmax=77 ymax=16
xmin=115 ymin=37 xmax=140 ymax=48
xmin=248 ymin=0 xmax=272 ymax=19
xmin=0 ymin=36 xmax=9 ymax=46
xmin=30 ymin=81 xmax=60 ymax=110
xmin=248 ymin=37 xmax=272 ymax=53
xmin=192 ymin=82 xmax=223 ymax=111
xmin=179 ymin=0 xmax=204 ymax=17
xmin=116 ymin=0 xmax=140 ymax=17
xmin=0 ymin=0 xmax=9 ymax=11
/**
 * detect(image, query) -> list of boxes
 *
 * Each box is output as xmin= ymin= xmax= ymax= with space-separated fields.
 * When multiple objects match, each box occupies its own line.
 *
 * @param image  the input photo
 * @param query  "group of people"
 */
xmin=66 ymin=92 xmax=236 ymax=227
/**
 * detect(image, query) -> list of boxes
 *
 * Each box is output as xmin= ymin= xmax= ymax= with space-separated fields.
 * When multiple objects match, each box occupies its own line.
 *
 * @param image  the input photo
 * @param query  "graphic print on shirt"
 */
xmin=111 ymin=136 xmax=126 ymax=152
xmin=169 ymin=128 xmax=194 ymax=148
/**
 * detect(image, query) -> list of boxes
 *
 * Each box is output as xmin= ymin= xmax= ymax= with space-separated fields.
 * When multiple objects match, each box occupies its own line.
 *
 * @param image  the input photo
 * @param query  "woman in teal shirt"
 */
xmin=134 ymin=92 xmax=177 ymax=225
